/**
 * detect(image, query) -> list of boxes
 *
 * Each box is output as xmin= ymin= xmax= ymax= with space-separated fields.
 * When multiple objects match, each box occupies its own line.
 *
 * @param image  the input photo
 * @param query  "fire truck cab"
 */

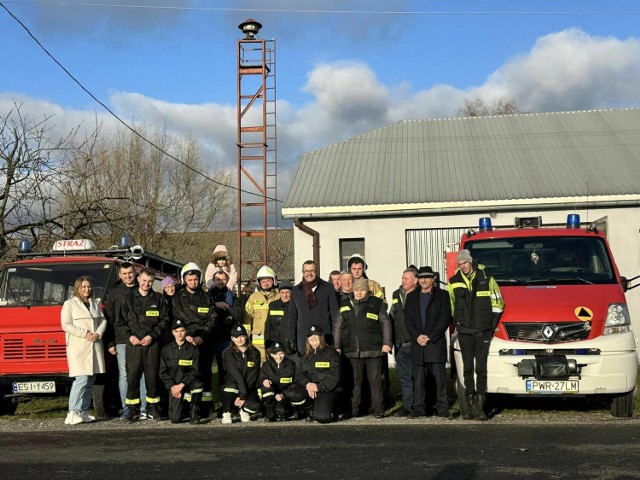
xmin=448 ymin=214 xmax=638 ymax=417
xmin=0 ymin=238 xmax=182 ymax=416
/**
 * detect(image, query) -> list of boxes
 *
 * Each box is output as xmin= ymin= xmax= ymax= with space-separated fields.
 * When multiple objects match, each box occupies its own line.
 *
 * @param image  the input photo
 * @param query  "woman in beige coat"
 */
xmin=61 ymin=276 xmax=107 ymax=425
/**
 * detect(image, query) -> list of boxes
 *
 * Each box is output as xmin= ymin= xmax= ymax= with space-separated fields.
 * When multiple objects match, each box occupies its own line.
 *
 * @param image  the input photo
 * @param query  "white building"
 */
xmin=282 ymin=108 xmax=640 ymax=344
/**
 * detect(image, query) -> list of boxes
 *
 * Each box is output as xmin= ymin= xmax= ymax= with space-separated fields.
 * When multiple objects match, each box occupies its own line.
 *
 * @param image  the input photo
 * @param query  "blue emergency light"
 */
xmin=18 ymin=239 xmax=32 ymax=253
xmin=119 ymin=234 xmax=131 ymax=249
xmin=479 ymin=217 xmax=493 ymax=231
xmin=567 ymin=214 xmax=581 ymax=229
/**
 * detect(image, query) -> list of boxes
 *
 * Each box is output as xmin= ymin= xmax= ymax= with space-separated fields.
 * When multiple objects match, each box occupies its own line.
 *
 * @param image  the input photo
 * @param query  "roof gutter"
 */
xmin=294 ymin=218 xmax=320 ymax=274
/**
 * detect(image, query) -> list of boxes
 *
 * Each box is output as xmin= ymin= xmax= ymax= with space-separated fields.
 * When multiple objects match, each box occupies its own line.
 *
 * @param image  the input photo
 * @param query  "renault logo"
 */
xmin=542 ymin=325 xmax=555 ymax=339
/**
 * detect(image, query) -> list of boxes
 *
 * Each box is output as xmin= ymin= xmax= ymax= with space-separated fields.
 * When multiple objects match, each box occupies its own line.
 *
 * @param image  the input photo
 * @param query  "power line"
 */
xmin=0 ymin=1 xmax=281 ymax=204
xmin=3 ymin=1 xmax=640 ymax=15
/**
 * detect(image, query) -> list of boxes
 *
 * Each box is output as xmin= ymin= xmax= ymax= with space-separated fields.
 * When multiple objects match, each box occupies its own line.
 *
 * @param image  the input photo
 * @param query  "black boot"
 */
xmin=463 ymin=394 xmax=476 ymax=420
xmin=189 ymin=392 xmax=202 ymax=424
xmin=147 ymin=404 xmax=162 ymax=421
xmin=265 ymin=404 xmax=277 ymax=422
xmin=126 ymin=405 xmax=140 ymax=423
xmin=475 ymin=394 xmax=488 ymax=421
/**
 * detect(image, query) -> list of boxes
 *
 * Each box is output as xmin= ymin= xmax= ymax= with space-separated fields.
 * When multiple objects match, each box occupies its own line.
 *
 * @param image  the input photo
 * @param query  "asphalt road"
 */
xmin=2 ymin=421 xmax=639 ymax=479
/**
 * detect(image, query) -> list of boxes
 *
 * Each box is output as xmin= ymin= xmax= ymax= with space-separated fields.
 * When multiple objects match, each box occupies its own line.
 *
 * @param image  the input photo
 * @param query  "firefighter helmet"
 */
xmin=256 ymin=265 xmax=276 ymax=281
xmin=181 ymin=262 xmax=202 ymax=282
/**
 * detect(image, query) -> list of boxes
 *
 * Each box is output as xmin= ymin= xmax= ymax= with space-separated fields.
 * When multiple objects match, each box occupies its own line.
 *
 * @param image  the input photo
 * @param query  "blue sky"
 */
xmin=2 ymin=0 xmax=640 ymax=224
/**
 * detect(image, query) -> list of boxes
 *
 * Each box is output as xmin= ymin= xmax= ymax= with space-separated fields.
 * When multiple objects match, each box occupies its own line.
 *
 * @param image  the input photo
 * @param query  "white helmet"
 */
xmin=181 ymin=262 xmax=202 ymax=282
xmin=256 ymin=265 xmax=276 ymax=281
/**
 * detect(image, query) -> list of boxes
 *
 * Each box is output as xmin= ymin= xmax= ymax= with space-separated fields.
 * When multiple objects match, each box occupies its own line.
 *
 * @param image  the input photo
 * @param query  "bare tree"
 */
xmin=458 ymin=96 xmax=521 ymax=117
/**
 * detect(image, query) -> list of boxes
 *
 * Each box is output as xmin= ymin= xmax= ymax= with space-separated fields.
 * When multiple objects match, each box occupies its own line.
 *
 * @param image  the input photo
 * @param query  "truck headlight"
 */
xmin=604 ymin=303 xmax=631 ymax=335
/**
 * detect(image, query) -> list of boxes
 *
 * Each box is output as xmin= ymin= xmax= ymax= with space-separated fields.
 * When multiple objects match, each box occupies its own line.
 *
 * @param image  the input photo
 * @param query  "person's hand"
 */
xmin=306 ymin=382 xmax=318 ymax=399
xmin=215 ymin=301 xmax=230 ymax=311
xmin=108 ymin=346 xmax=117 ymax=356
xmin=381 ymin=345 xmax=392 ymax=354
xmin=191 ymin=336 xmax=203 ymax=346
xmin=170 ymin=384 xmax=184 ymax=399
xmin=130 ymin=335 xmax=141 ymax=346
xmin=417 ymin=334 xmax=429 ymax=347
xmin=140 ymin=335 xmax=153 ymax=347
xmin=262 ymin=379 xmax=272 ymax=388
xmin=234 ymin=398 xmax=245 ymax=408
xmin=275 ymin=393 xmax=284 ymax=402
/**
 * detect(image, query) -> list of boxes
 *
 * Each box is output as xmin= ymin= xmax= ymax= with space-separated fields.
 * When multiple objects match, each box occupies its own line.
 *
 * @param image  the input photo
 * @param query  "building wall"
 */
xmin=292 ymin=206 xmax=640 ymax=357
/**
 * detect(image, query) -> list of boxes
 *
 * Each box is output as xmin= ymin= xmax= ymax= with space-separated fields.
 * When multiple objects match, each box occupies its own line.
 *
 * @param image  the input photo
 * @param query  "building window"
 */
xmin=339 ymin=238 xmax=365 ymax=272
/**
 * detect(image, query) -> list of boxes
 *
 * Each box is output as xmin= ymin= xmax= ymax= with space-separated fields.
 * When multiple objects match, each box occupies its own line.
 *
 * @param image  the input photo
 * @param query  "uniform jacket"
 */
xmin=172 ymin=287 xmax=218 ymax=341
xmin=159 ymin=340 xmax=202 ymax=389
xmin=208 ymin=286 xmax=240 ymax=341
xmin=222 ymin=345 xmax=261 ymax=400
xmin=61 ymin=296 xmax=107 ymax=377
xmin=103 ymin=281 xmax=137 ymax=347
xmin=117 ymin=289 xmax=169 ymax=342
xmin=259 ymin=356 xmax=297 ymax=393
xmin=295 ymin=346 xmax=341 ymax=393
xmin=404 ymin=287 xmax=451 ymax=364
xmin=288 ymin=278 xmax=338 ymax=354
xmin=448 ymin=264 xmax=504 ymax=333
xmin=389 ymin=286 xmax=418 ymax=346
xmin=244 ymin=288 xmax=280 ymax=342
xmin=334 ymin=293 xmax=392 ymax=358
xmin=265 ymin=299 xmax=290 ymax=349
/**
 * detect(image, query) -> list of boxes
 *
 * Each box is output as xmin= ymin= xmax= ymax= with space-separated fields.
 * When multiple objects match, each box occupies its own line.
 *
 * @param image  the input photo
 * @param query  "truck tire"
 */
xmin=0 ymin=393 xmax=18 ymax=416
xmin=92 ymin=373 xmax=120 ymax=419
xmin=456 ymin=377 xmax=470 ymax=419
xmin=610 ymin=389 xmax=635 ymax=418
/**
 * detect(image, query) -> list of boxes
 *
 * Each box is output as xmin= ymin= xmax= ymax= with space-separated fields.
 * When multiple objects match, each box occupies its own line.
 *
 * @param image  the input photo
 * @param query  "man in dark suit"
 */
xmin=404 ymin=266 xmax=452 ymax=418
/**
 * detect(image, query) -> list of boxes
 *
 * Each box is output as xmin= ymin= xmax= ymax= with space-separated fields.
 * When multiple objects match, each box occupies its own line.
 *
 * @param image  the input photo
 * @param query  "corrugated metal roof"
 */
xmin=283 ymin=108 xmax=640 ymax=216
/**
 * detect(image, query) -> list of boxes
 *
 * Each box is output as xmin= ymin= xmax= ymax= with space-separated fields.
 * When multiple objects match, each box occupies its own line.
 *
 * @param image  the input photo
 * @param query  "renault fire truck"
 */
xmin=448 ymin=214 xmax=638 ymax=417
xmin=0 ymin=238 xmax=182 ymax=416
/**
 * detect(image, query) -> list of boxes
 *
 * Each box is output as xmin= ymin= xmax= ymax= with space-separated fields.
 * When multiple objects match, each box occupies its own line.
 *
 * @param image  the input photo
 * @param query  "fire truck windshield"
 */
xmin=0 ymin=262 xmax=114 ymax=307
xmin=465 ymin=236 xmax=616 ymax=286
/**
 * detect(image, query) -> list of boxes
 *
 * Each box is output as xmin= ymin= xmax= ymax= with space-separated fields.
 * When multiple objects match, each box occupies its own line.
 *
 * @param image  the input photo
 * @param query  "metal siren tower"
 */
xmin=236 ymin=19 xmax=278 ymax=291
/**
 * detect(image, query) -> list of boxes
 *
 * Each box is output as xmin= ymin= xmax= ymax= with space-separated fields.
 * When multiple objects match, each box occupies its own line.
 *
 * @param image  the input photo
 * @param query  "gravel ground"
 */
xmin=1 ymin=409 xmax=638 ymax=433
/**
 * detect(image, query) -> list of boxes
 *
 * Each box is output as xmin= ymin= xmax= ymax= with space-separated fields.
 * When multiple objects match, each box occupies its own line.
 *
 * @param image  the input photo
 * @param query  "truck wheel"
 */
xmin=0 ymin=393 xmax=18 ymax=416
xmin=610 ymin=389 xmax=635 ymax=418
xmin=92 ymin=373 xmax=120 ymax=419
xmin=456 ymin=377 xmax=470 ymax=418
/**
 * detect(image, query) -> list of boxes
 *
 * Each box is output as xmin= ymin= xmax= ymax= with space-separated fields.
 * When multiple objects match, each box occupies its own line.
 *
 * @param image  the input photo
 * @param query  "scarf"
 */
xmin=302 ymin=277 xmax=319 ymax=309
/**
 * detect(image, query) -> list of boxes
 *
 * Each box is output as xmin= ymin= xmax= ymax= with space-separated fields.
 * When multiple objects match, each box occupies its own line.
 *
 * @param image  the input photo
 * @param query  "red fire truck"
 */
xmin=0 ymin=238 xmax=182 ymax=416
xmin=447 ymin=214 xmax=638 ymax=417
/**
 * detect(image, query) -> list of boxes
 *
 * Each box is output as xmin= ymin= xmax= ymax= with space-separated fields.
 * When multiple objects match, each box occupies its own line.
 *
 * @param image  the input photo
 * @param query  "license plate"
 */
xmin=526 ymin=380 xmax=579 ymax=394
xmin=12 ymin=381 xmax=56 ymax=393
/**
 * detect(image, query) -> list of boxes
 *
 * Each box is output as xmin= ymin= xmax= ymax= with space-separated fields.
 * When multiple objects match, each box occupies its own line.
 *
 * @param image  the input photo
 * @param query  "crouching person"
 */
xmin=159 ymin=319 xmax=204 ymax=424
xmin=295 ymin=325 xmax=341 ymax=423
xmin=221 ymin=324 xmax=262 ymax=424
xmin=260 ymin=341 xmax=307 ymax=422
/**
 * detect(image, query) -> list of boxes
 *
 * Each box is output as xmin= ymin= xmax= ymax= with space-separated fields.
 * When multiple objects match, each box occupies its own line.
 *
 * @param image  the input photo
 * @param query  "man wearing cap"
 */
xmin=347 ymin=254 xmax=386 ymax=302
xmin=389 ymin=266 xmax=419 ymax=416
xmin=405 ymin=266 xmax=452 ymax=418
xmin=260 ymin=341 xmax=307 ymax=421
xmin=334 ymin=278 xmax=392 ymax=418
xmin=172 ymin=262 xmax=218 ymax=416
xmin=448 ymin=249 xmax=504 ymax=421
xmin=288 ymin=260 xmax=338 ymax=356
xmin=266 ymin=280 xmax=294 ymax=354
xmin=159 ymin=319 xmax=204 ymax=424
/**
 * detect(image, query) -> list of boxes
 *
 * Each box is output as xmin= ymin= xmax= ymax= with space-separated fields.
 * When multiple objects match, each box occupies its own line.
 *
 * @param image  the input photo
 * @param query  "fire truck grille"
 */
xmin=504 ymin=322 xmax=591 ymax=343
xmin=1 ymin=336 xmax=67 ymax=361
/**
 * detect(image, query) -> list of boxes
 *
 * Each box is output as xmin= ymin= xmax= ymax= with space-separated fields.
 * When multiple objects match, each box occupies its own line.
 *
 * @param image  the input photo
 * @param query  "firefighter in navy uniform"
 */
xmin=334 ymin=278 xmax=392 ymax=418
xmin=448 ymin=249 xmax=504 ymax=421
xmin=260 ymin=341 xmax=307 ymax=421
xmin=265 ymin=280 xmax=294 ymax=354
xmin=117 ymin=268 xmax=169 ymax=422
xmin=171 ymin=262 xmax=218 ymax=416
xmin=221 ymin=324 xmax=262 ymax=424
xmin=159 ymin=319 xmax=204 ymax=424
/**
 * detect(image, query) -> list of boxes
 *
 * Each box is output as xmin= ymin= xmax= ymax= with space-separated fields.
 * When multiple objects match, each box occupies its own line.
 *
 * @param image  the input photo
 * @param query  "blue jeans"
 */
xmin=117 ymin=343 xmax=146 ymax=412
xmin=68 ymin=375 xmax=96 ymax=412
xmin=394 ymin=344 xmax=414 ymax=412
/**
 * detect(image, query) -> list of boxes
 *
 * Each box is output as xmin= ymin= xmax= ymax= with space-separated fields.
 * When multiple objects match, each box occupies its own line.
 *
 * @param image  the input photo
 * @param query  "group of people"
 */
xmin=60 ymin=246 xmax=504 ymax=426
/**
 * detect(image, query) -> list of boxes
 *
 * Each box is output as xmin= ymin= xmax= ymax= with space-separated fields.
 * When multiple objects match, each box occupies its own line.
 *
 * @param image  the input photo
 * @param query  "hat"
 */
xmin=161 ymin=276 xmax=177 ymax=289
xmin=347 ymin=253 xmax=366 ymax=269
xmin=417 ymin=266 xmax=436 ymax=278
xmin=457 ymin=249 xmax=473 ymax=264
xmin=278 ymin=280 xmax=293 ymax=290
xmin=269 ymin=341 xmax=286 ymax=353
xmin=231 ymin=324 xmax=248 ymax=337
xmin=171 ymin=319 xmax=186 ymax=330
xmin=307 ymin=324 xmax=323 ymax=336
xmin=353 ymin=278 xmax=369 ymax=291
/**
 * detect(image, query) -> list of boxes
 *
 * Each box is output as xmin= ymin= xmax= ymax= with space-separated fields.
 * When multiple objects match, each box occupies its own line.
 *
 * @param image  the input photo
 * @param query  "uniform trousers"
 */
xmin=458 ymin=330 xmax=493 ymax=395
xmin=125 ymin=343 xmax=160 ymax=408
